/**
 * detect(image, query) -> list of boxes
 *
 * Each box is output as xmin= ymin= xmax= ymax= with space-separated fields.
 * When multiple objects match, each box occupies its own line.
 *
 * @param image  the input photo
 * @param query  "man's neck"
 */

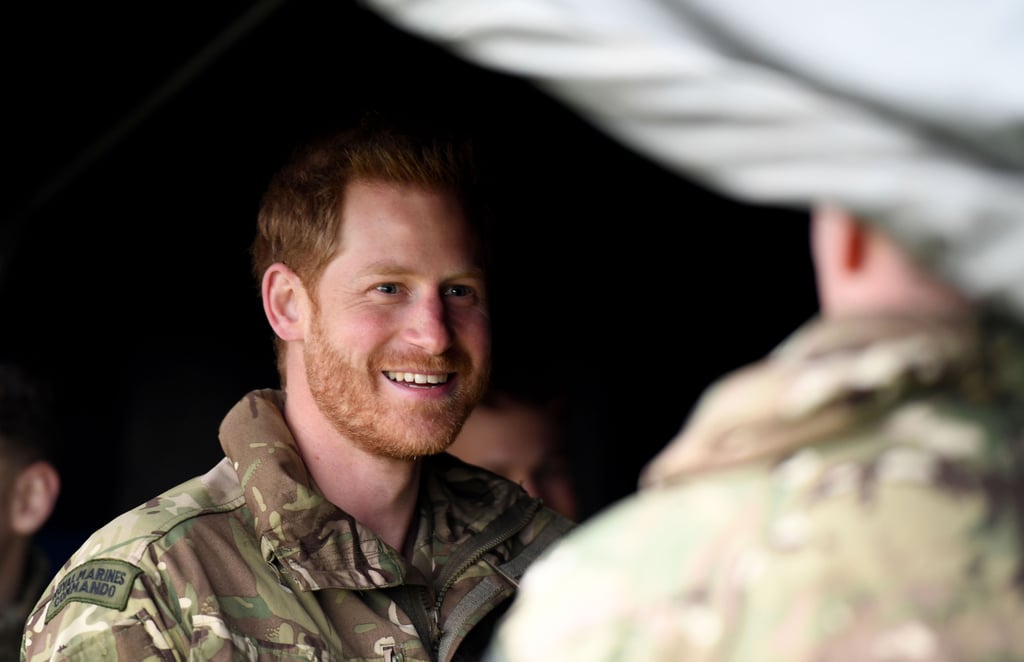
xmin=283 ymin=395 xmax=423 ymax=554
xmin=314 ymin=449 xmax=423 ymax=554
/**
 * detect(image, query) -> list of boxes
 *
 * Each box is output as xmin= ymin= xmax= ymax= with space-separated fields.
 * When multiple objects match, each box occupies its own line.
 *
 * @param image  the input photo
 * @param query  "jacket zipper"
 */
xmin=430 ymin=499 xmax=541 ymax=659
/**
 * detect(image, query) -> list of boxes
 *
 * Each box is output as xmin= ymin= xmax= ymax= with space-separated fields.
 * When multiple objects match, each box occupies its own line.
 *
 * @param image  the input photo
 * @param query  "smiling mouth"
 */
xmin=384 ymin=371 xmax=450 ymax=385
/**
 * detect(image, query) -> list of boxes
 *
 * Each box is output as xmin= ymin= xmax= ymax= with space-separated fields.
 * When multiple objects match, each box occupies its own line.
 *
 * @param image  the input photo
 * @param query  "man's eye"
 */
xmin=443 ymin=285 xmax=473 ymax=297
xmin=376 ymin=283 xmax=400 ymax=294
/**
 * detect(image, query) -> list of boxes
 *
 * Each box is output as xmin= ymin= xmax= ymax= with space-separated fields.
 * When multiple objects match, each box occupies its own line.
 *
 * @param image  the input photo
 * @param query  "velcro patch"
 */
xmin=46 ymin=558 xmax=142 ymax=623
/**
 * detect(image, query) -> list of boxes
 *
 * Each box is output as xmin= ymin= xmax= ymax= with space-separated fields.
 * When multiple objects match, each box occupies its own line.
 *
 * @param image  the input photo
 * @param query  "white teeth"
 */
xmin=385 ymin=371 xmax=448 ymax=385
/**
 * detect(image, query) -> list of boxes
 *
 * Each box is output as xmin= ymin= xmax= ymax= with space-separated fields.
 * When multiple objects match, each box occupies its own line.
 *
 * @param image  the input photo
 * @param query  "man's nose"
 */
xmin=403 ymin=293 xmax=453 ymax=355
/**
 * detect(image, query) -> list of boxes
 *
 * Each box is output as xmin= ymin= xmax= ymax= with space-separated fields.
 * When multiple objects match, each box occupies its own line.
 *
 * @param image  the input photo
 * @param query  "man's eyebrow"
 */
xmin=450 ymin=266 xmax=487 ymax=281
xmin=358 ymin=260 xmax=408 ymax=277
xmin=358 ymin=261 xmax=486 ymax=281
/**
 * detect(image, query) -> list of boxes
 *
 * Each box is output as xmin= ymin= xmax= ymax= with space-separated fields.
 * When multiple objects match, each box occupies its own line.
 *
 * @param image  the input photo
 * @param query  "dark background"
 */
xmin=2 ymin=1 xmax=816 ymax=562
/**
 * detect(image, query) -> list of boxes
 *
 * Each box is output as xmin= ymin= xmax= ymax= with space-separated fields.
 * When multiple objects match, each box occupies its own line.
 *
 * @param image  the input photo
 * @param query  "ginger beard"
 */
xmin=304 ymin=309 xmax=490 ymax=461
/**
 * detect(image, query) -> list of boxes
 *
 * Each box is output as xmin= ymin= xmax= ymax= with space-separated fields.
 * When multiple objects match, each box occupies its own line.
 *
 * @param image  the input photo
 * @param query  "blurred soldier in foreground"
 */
xmin=0 ymin=363 xmax=59 ymax=662
xmin=484 ymin=204 xmax=1024 ymax=660
xmin=357 ymin=3 xmax=1024 ymax=658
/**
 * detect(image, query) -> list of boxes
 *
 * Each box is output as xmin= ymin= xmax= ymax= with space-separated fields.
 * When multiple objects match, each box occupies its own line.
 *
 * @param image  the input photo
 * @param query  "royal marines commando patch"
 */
xmin=46 ymin=558 xmax=142 ymax=623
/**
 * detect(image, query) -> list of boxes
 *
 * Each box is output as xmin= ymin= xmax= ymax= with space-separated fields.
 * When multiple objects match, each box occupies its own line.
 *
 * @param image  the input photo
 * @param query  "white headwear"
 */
xmin=362 ymin=0 xmax=1024 ymax=318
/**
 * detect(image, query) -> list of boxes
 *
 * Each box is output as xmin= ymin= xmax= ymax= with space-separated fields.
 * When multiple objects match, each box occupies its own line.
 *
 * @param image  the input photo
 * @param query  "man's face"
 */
xmin=304 ymin=179 xmax=491 ymax=460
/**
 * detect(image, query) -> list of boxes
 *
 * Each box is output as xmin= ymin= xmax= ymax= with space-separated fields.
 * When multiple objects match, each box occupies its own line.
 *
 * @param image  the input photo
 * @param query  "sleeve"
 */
xmin=22 ymin=558 xmax=188 ymax=662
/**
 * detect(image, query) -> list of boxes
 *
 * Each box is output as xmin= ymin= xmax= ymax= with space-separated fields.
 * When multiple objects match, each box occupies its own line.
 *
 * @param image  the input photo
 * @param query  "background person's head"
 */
xmin=0 ymin=362 xmax=60 ymax=607
xmin=449 ymin=389 xmax=579 ymax=520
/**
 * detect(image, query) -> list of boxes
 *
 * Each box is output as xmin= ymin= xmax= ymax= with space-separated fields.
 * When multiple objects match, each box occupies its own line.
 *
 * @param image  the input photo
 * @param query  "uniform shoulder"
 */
xmin=23 ymin=458 xmax=248 ymax=653
xmin=64 ymin=457 xmax=245 ymax=568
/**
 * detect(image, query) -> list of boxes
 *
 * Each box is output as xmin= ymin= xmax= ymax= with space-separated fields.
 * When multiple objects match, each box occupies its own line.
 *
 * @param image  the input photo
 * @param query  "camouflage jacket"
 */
xmin=486 ymin=313 xmax=1024 ymax=661
xmin=22 ymin=389 xmax=574 ymax=662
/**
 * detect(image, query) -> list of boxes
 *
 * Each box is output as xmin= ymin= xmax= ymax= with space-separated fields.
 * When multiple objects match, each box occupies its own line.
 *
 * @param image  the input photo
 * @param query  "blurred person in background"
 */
xmin=449 ymin=388 xmax=578 ymax=521
xmin=0 ymin=362 xmax=60 ymax=662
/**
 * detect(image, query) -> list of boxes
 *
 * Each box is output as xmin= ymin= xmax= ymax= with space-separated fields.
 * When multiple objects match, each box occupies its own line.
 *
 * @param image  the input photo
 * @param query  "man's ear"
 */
xmin=262 ymin=262 xmax=308 ymax=342
xmin=812 ymin=203 xmax=868 ymax=274
xmin=10 ymin=461 xmax=60 ymax=537
xmin=841 ymin=214 xmax=868 ymax=273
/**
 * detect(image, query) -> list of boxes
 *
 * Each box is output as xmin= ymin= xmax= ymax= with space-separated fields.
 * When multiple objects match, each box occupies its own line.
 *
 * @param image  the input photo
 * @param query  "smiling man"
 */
xmin=22 ymin=114 xmax=574 ymax=662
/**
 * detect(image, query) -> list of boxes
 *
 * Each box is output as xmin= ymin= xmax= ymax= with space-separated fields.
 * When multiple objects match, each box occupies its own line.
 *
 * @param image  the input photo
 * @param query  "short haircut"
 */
xmin=0 ymin=362 xmax=58 ymax=468
xmin=251 ymin=111 xmax=489 ymax=293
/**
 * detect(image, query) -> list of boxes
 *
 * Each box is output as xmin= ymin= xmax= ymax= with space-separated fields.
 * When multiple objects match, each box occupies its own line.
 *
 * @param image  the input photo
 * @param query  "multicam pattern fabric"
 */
xmin=486 ymin=313 xmax=1024 ymax=661
xmin=22 ymin=389 xmax=573 ymax=662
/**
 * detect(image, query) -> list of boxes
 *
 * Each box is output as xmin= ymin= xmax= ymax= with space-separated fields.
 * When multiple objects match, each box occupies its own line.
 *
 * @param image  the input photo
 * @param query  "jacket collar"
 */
xmin=219 ymin=389 xmax=536 ymax=591
xmin=640 ymin=313 xmax=1013 ymax=487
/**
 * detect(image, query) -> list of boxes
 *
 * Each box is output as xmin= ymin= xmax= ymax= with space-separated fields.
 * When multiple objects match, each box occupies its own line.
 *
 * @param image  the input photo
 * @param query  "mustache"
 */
xmin=371 ymin=349 xmax=474 ymax=374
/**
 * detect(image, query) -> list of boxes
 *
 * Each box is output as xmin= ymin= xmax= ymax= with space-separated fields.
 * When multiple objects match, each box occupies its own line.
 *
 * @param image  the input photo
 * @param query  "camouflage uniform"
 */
xmin=486 ymin=313 xmax=1024 ymax=661
xmin=22 ymin=389 xmax=574 ymax=662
